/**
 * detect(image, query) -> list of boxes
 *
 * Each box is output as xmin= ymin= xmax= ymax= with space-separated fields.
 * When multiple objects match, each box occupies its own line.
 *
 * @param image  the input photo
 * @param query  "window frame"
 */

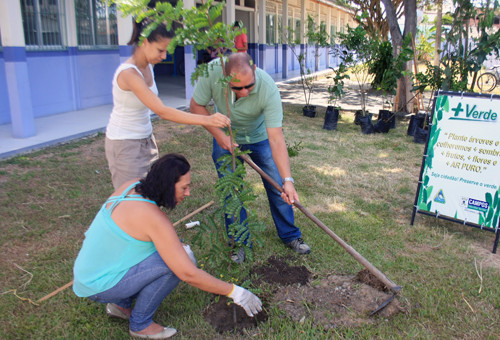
xmin=20 ymin=0 xmax=66 ymax=50
xmin=266 ymin=13 xmax=276 ymax=45
xmin=75 ymin=0 xmax=118 ymax=50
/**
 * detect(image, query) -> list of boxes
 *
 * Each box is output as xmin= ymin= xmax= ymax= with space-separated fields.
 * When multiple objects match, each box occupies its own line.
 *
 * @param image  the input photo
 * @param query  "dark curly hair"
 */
xmin=135 ymin=153 xmax=190 ymax=209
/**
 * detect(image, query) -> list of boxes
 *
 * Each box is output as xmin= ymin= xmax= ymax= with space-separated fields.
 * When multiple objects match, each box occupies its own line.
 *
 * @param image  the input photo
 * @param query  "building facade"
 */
xmin=0 ymin=0 xmax=353 ymax=138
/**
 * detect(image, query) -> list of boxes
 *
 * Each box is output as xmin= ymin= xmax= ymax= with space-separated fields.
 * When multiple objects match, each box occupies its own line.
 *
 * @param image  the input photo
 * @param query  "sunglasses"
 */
xmin=230 ymin=82 xmax=255 ymax=91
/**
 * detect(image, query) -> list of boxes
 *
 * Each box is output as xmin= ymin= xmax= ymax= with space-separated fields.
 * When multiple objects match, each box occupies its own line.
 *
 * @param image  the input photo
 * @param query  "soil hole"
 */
xmin=203 ymin=296 xmax=269 ymax=335
xmin=250 ymin=255 xmax=311 ymax=286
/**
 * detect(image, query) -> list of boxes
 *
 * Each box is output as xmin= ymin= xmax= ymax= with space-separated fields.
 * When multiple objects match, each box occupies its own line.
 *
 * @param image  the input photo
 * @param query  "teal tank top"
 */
xmin=73 ymin=182 xmax=157 ymax=297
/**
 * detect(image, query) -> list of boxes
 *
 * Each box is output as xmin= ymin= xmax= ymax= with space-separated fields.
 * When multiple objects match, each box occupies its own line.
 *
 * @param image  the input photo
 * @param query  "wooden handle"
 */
xmin=240 ymin=154 xmax=401 ymax=293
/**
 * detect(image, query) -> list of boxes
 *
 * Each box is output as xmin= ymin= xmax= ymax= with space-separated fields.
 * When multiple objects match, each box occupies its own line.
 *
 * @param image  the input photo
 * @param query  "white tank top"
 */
xmin=106 ymin=63 xmax=159 ymax=140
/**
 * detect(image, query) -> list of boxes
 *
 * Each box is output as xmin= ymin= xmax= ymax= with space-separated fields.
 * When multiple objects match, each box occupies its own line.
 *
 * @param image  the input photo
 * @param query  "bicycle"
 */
xmin=477 ymin=65 xmax=500 ymax=92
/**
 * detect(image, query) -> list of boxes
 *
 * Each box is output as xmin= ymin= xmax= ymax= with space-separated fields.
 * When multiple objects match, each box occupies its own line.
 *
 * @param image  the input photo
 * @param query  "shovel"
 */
xmin=240 ymin=154 xmax=401 ymax=313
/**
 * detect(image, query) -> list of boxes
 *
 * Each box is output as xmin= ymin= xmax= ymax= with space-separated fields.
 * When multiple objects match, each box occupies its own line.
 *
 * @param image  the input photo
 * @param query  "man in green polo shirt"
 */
xmin=190 ymin=52 xmax=311 ymax=263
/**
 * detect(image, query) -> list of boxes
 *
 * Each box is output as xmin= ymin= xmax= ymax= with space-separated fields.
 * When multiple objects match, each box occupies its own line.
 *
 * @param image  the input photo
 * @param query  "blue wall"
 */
xmin=76 ymin=50 xmax=118 ymax=108
xmin=264 ymin=47 xmax=275 ymax=74
xmin=259 ymin=44 xmax=331 ymax=76
xmin=0 ymin=49 xmax=120 ymax=125
xmin=318 ymin=46 xmax=327 ymax=69
xmin=27 ymin=51 xmax=76 ymax=117
xmin=0 ymin=53 xmax=11 ymax=125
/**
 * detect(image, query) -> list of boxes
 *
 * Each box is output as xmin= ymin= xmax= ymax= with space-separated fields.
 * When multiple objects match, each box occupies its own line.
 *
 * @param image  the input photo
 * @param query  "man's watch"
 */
xmin=283 ymin=177 xmax=295 ymax=184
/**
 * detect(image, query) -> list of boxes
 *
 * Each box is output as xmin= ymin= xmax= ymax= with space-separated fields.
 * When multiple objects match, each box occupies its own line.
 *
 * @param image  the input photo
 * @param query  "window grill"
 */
xmin=295 ymin=19 xmax=301 ymax=44
xmin=75 ymin=0 xmax=118 ymax=49
xmin=266 ymin=14 xmax=276 ymax=45
xmin=20 ymin=0 xmax=65 ymax=50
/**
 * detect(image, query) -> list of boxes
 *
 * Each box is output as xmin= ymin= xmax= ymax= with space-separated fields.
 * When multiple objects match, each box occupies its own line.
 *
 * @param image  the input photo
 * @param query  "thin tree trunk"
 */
xmin=381 ymin=0 xmax=403 ymax=56
xmin=434 ymin=0 xmax=443 ymax=67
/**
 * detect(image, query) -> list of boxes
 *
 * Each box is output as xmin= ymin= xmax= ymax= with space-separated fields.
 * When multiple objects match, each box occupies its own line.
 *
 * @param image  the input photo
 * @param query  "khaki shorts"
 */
xmin=105 ymin=135 xmax=159 ymax=190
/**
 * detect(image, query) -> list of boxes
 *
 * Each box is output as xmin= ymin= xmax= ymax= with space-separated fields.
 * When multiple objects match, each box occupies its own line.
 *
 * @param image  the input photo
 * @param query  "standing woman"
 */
xmin=105 ymin=13 xmax=230 ymax=189
xmin=73 ymin=153 xmax=261 ymax=339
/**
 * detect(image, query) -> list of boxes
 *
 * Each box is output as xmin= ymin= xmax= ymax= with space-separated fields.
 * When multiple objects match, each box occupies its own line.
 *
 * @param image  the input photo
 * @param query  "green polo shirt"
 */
xmin=192 ymin=59 xmax=283 ymax=144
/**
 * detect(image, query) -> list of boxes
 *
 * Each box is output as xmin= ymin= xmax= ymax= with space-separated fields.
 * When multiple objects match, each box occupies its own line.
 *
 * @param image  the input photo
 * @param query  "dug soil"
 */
xmin=204 ymin=256 xmax=405 ymax=335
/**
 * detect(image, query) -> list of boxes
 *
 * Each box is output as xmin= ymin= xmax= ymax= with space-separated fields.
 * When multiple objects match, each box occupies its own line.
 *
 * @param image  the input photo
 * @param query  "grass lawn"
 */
xmin=1 ymin=104 xmax=499 ymax=339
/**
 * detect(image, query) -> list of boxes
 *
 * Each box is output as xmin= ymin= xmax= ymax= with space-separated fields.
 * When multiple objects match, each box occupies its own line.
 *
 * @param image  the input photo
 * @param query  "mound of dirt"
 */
xmin=355 ymin=268 xmax=389 ymax=291
xmin=273 ymin=274 xmax=405 ymax=329
xmin=204 ymin=256 xmax=404 ymax=334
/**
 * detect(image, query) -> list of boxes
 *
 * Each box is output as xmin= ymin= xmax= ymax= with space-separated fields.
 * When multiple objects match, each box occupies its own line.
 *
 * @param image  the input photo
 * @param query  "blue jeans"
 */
xmin=212 ymin=138 xmax=301 ymax=244
xmin=88 ymin=252 xmax=180 ymax=332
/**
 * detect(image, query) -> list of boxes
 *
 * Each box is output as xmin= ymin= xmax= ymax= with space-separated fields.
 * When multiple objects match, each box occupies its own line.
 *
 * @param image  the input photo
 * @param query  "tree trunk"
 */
xmin=434 ymin=0 xmax=443 ymax=67
xmin=381 ymin=0 xmax=417 ymax=113
xmin=381 ymin=0 xmax=403 ymax=56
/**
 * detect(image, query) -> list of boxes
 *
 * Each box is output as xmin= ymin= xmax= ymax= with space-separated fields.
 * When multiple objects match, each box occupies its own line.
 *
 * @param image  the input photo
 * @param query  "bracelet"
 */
xmin=283 ymin=177 xmax=294 ymax=184
xmin=227 ymin=284 xmax=236 ymax=297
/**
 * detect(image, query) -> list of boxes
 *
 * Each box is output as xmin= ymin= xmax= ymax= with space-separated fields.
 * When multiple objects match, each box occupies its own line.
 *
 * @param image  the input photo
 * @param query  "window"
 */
xmin=20 ymin=0 xmax=65 ymax=49
xmin=287 ymin=18 xmax=293 ymax=43
xmin=278 ymin=15 xmax=282 ymax=44
xmin=266 ymin=14 xmax=276 ymax=45
xmin=75 ymin=0 xmax=118 ymax=48
xmin=330 ymin=25 xmax=336 ymax=45
xmin=306 ymin=18 xmax=315 ymax=44
xmin=295 ymin=19 xmax=301 ymax=43
xmin=320 ymin=21 xmax=326 ymax=36
xmin=285 ymin=18 xmax=300 ymax=45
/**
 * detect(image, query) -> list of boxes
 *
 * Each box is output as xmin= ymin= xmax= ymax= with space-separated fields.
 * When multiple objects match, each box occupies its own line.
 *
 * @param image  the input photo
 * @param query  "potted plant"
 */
xmin=335 ymin=23 xmax=376 ymax=134
xmin=324 ymin=63 xmax=348 ymax=130
xmin=287 ymin=15 xmax=330 ymax=118
xmin=371 ymin=36 xmax=414 ymax=133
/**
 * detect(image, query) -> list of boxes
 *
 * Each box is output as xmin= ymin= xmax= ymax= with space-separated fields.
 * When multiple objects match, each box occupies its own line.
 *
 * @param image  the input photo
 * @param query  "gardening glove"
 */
xmin=227 ymin=284 xmax=262 ymax=317
xmin=182 ymin=244 xmax=197 ymax=266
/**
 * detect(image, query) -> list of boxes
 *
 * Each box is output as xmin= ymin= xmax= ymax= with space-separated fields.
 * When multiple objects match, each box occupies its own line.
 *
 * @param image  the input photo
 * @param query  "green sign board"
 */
xmin=412 ymin=92 xmax=500 ymax=252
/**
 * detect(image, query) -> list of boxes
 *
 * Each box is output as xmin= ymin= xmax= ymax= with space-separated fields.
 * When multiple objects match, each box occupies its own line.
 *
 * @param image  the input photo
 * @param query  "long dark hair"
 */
xmin=127 ymin=0 xmax=182 ymax=46
xmin=135 ymin=153 xmax=190 ymax=209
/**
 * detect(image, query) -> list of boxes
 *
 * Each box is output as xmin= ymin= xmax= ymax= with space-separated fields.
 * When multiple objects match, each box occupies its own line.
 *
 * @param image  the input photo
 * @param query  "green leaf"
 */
xmin=486 ymin=192 xmax=493 ymax=205
xmin=424 ymin=175 xmax=430 ymax=186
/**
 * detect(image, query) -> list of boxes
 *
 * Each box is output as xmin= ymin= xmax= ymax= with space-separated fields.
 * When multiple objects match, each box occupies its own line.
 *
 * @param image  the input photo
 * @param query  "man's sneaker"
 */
xmin=230 ymin=247 xmax=246 ymax=264
xmin=286 ymin=238 xmax=311 ymax=254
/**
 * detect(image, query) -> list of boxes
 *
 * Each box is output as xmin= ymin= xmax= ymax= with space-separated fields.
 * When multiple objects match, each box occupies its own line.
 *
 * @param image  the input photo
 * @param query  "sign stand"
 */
xmin=411 ymin=91 xmax=500 ymax=253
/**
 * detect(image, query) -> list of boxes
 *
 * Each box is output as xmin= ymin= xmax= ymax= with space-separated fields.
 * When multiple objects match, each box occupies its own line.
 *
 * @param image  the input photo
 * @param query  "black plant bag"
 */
xmin=374 ymin=119 xmax=391 ymax=133
xmin=323 ymin=106 xmax=339 ymax=130
xmin=377 ymin=109 xmax=396 ymax=129
xmin=303 ymin=105 xmax=317 ymax=118
xmin=413 ymin=126 xmax=429 ymax=144
xmin=354 ymin=110 xmax=363 ymax=125
xmin=407 ymin=113 xmax=426 ymax=136
xmin=358 ymin=113 xmax=374 ymax=134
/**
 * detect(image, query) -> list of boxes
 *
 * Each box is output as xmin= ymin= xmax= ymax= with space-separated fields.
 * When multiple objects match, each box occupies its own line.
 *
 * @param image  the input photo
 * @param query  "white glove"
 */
xmin=227 ymin=284 xmax=262 ymax=317
xmin=182 ymin=244 xmax=197 ymax=266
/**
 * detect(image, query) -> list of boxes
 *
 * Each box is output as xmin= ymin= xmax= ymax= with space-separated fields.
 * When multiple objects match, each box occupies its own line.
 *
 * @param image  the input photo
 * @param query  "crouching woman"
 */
xmin=73 ymin=153 xmax=261 ymax=339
